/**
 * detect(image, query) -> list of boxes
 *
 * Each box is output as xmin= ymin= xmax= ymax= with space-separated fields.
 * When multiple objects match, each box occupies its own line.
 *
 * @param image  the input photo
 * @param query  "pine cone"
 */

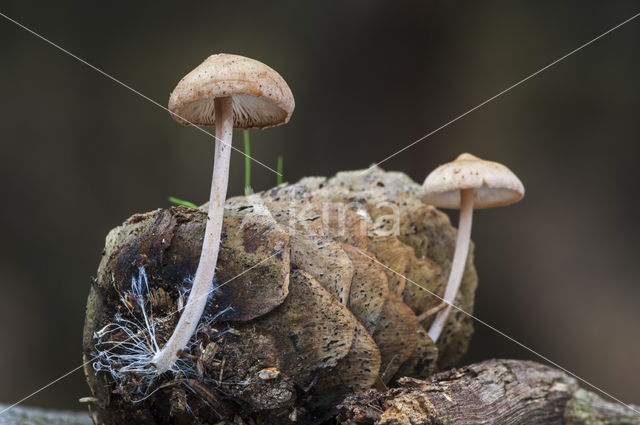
xmin=82 ymin=167 xmax=477 ymax=424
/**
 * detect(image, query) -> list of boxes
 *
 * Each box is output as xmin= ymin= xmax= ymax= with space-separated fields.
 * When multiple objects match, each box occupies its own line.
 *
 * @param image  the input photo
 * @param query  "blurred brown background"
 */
xmin=1 ymin=0 xmax=639 ymax=411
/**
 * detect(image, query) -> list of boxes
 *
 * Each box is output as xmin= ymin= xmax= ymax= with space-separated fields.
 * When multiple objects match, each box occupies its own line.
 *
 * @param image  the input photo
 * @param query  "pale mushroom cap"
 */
xmin=421 ymin=153 xmax=524 ymax=209
xmin=168 ymin=54 xmax=295 ymax=129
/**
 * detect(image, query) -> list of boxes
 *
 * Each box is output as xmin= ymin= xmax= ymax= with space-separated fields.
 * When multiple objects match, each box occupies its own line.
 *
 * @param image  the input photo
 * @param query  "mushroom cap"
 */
xmin=421 ymin=153 xmax=524 ymax=209
xmin=168 ymin=54 xmax=295 ymax=129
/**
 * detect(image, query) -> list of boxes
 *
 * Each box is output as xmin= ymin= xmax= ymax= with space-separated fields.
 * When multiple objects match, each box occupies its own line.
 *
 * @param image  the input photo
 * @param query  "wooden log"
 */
xmin=336 ymin=359 xmax=640 ymax=425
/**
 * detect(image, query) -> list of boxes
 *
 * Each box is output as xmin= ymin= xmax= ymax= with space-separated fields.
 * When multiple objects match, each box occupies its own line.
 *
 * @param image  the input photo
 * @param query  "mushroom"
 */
xmin=420 ymin=153 xmax=524 ymax=342
xmin=151 ymin=54 xmax=295 ymax=373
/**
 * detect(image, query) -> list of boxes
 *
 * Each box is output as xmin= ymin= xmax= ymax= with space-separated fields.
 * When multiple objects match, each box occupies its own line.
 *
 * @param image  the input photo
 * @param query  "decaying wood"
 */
xmin=336 ymin=359 xmax=640 ymax=425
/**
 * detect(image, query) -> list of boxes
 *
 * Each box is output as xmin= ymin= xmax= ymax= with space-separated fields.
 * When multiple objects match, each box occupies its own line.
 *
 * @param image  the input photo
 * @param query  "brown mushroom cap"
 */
xmin=168 ymin=53 xmax=295 ymax=129
xmin=421 ymin=153 xmax=524 ymax=209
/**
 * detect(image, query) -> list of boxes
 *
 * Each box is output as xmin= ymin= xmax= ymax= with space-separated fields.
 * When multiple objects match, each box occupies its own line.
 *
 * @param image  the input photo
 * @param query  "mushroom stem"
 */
xmin=152 ymin=96 xmax=233 ymax=373
xmin=427 ymin=188 xmax=474 ymax=342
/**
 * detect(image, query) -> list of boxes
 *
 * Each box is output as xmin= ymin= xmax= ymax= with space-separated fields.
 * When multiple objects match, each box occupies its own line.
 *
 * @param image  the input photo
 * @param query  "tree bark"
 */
xmin=336 ymin=359 xmax=640 ymax=425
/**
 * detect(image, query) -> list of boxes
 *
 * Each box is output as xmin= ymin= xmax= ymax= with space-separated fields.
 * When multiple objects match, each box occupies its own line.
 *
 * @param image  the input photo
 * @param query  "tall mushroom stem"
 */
xmin=427 ymin=188 xmax=474 ymax=342
xmin=152 ymin=97 xmax=233 ymax=373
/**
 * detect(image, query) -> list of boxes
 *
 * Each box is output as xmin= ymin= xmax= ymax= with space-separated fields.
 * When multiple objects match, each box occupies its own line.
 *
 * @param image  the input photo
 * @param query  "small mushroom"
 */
xmin=420 ymin=153 xmax=524 ymax=342
xmin=151 ymin=54 xmax=295 ymax=373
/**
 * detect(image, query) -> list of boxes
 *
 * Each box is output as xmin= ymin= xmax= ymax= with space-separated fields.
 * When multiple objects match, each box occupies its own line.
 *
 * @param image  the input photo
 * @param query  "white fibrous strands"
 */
xmin=92 ymin=267 xmax=233 ymax=403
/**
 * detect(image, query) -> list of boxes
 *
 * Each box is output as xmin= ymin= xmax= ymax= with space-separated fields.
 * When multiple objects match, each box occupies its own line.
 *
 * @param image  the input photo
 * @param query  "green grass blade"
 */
xmin=277 ymin=155 xmax=283 ymax=186
xmin=168 ymin=196 xmax=198 ymax=209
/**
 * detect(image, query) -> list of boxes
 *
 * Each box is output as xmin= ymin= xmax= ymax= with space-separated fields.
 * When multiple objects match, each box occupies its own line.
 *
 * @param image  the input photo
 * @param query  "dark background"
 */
xmin=1 ymin=0 xmax=639 ymax=411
